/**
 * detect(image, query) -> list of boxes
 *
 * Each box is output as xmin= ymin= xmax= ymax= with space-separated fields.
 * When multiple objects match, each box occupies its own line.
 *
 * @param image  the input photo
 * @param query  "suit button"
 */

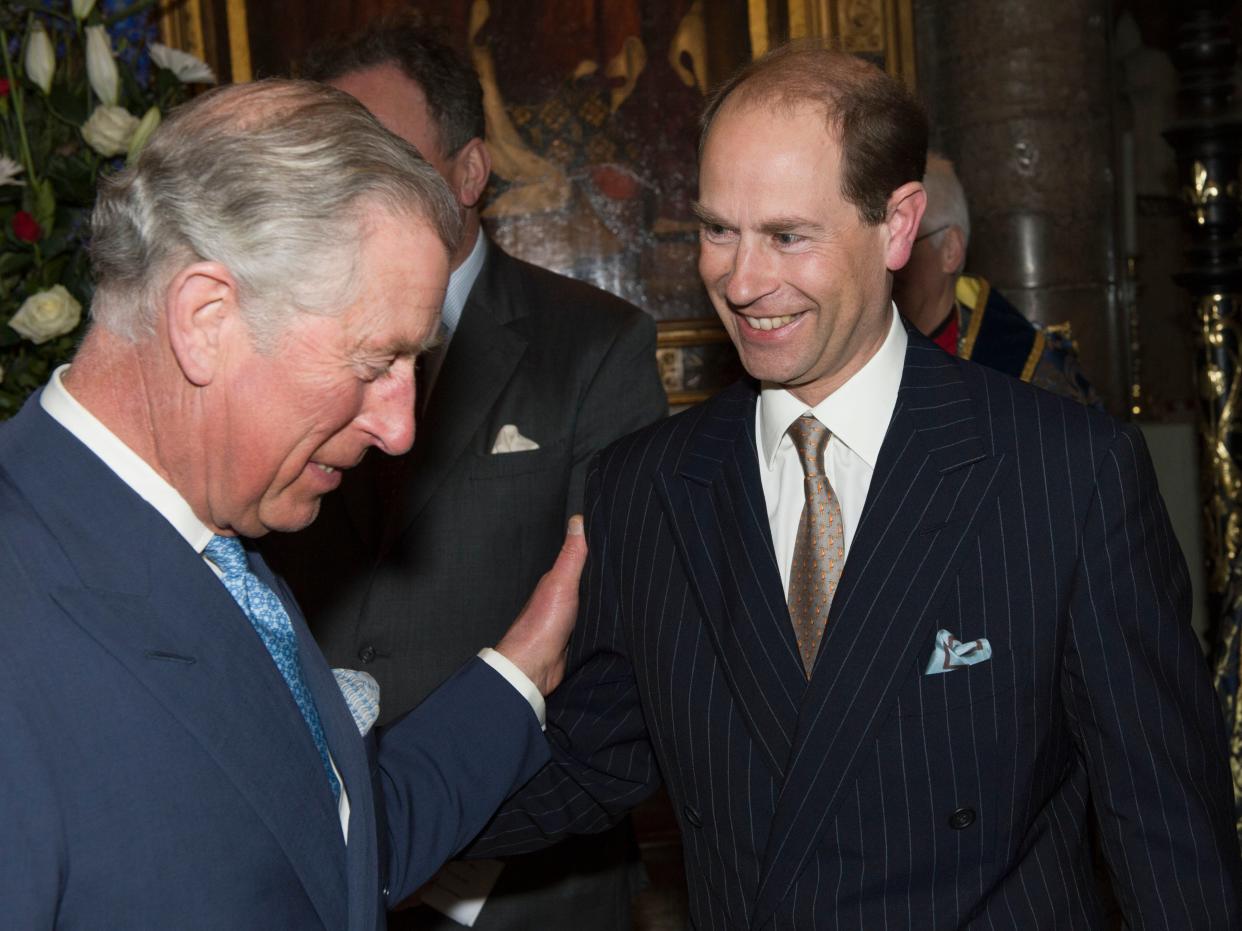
xmin=358 ymin=645 xmax=377 ymax=664
xmin=948 ymin=807 xmax=976 ymax=830
xmin=682 ymin=804 xmax=703 ymax=828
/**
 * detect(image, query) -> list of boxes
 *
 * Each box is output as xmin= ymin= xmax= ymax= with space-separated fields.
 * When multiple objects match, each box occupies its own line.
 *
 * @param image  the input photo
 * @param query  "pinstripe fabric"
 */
xmin=475 ymin=329 xmax=1242 ymax=929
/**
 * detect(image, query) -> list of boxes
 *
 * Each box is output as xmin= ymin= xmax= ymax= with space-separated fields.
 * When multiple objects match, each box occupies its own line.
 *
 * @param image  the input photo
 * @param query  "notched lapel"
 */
xmin=50 ymin=570 xmax=349 ymax=931
xmin=379 ymin=256 xmax=530 ymax=551
xmin=751 ymin=341 xmax=1011 ymax=926
xmin=658 ymin=386 xmax=804 ymax=781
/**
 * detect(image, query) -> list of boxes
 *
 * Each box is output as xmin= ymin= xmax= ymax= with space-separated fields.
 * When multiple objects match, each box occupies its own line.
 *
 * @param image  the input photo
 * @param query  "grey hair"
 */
xmin=88 ymin=79 xmax=463 ymax=346
xmin=921 ymin=152 xmax=971 ymax=254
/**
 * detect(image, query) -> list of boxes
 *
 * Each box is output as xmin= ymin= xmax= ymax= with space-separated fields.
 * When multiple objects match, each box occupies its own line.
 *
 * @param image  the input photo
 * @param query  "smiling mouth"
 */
xmin=740 ymin=312 xmax=803 ymax=331
xmin=314 ymin=463 xmax=337 ymax=474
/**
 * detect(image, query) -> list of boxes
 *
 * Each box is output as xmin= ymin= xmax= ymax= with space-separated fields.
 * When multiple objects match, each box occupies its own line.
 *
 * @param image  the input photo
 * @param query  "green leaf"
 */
xmin=30 ymin=176 xmax=55 ymax=234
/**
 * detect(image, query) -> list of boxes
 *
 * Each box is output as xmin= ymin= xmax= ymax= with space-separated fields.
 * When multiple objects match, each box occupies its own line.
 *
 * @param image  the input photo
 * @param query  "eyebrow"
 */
xmin=351 ymin=324 xmax=444 ymax=362
xmin=691 ymin=202 xmax=826 ymax=236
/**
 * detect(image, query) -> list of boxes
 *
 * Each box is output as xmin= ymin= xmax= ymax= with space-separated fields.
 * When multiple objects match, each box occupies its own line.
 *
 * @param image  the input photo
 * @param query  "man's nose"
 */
xmin=365 ymin=363 xmax=416 ymax=456
xmin=724 ymin=240 xmax=779 ymax=308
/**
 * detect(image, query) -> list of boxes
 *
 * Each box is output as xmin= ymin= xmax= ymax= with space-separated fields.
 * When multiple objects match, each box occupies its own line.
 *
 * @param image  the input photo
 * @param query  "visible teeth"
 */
xmin=743 ymin=313 xmax=799 ymax=331
xmin=317 ymin=464 xmax=336 ymax=474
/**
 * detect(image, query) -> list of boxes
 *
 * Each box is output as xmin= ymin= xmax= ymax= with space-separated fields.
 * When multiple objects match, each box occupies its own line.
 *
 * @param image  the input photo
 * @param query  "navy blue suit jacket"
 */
xmin=0 ymin=396 xmax=549 ymax=930
xmin=475 ymin=330 xmax=1242 ymax=928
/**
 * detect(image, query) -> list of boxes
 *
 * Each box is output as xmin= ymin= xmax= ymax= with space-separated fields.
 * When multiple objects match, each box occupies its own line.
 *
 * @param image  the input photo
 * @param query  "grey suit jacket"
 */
xmin=266 ymin=240 xmax=666 ymax=930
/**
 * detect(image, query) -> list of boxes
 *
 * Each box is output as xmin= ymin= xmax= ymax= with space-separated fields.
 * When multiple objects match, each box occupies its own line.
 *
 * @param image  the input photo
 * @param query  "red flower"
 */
xmin=12 ymin=211 xmax=42 ymax=243
xmin=0 ymin=78 xmax=10 ymax=98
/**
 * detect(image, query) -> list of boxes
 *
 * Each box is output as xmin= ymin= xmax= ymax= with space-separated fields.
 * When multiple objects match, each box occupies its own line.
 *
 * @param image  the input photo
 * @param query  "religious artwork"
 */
xmin=162 ymin=0 xmax=915 ymax=406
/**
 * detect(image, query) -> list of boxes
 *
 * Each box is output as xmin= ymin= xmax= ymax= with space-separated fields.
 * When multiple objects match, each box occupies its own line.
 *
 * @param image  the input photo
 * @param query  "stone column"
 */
xmin=913 ymin=0 xmax=1121 ymax=408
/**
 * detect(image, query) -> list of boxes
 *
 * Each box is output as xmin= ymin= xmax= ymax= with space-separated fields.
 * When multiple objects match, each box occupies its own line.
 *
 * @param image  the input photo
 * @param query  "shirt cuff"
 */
xmin=478 ymin=647 xmax=546 ymax=731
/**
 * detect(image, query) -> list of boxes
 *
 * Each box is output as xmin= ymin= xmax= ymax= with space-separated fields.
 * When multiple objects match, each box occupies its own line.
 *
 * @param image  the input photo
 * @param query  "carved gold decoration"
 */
xmin=606 ymin=36 xmax=647 ymax=112
xmin=157 ymin=0 xmax=250 ymax=83
xmin=1196 ymin=294 xmax=1242 ymax=596
xmin=747 ymin=0 xmax=916 ymax=86
xmin=1185 ymin=160 xmax=1226 ymax=226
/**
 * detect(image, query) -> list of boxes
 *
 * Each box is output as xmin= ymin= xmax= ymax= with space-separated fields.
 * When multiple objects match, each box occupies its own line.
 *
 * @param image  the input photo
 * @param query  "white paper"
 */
xmin=419 ymin=859 xmax=505 ymax=927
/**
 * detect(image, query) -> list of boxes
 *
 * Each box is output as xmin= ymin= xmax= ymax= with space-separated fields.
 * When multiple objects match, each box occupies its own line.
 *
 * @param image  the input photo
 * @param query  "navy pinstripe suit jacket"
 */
xmin=475 ymin=330 xmax=1242 ymax=929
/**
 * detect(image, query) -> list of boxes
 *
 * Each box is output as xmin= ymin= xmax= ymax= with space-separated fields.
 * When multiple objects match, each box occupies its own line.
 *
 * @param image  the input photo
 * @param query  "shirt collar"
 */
xmin=40 ymin=365 xmax=216 ymax=554
xmin=758 ymin=306 xmax=907 ymax=470
xmin=442 ymin=228 xmax=487 ymax=335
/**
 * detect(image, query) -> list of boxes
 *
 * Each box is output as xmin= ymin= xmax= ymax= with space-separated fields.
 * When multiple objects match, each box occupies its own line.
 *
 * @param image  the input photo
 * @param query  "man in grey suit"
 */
xmin=265 ymin=18 xmax=667 ymax=931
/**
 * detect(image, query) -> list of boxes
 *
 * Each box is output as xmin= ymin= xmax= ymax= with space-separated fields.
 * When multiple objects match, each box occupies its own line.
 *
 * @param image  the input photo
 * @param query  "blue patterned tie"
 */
xmin=205 ymin=535 xmax=340 ymax=801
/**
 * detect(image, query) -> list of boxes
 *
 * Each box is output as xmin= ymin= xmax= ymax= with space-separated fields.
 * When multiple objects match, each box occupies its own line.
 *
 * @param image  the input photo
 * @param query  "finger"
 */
xmin=550 ymin=515 xmax=588 ymax=581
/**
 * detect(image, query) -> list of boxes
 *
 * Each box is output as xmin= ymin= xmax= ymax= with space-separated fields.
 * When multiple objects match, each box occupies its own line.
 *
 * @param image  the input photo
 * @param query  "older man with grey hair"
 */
xmin=892 ymin=152 xmax=1097 ymax=403
xmin=0 ymin=79 xmax=584 ymax=930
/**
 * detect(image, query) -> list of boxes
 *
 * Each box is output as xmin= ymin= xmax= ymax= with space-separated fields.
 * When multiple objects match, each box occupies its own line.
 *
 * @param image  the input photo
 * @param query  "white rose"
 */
xmin=10 ymin=285 xmax=82 ymax=345
xmin=85 ymin=26 xmax=120 ymax=106
xmin=81 ymin=104 xmax=140 ymax=157
xmin=149 ymin=42 xmax=216 ymax=84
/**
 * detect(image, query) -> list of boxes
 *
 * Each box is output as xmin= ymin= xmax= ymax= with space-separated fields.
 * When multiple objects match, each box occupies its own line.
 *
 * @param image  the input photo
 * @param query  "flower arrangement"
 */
xmin=0 ymin=0 xmax=215 ymax=417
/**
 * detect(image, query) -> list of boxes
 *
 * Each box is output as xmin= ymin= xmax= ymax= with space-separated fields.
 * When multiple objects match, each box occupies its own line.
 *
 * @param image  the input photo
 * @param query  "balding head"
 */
xmin=88 ymin=79 xmax=462 ymax=347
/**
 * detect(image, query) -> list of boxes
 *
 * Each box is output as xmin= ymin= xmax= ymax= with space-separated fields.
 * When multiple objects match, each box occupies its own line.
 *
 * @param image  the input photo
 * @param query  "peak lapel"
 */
xmin=48 ymin=542 xmax=349 ymax=931
xmin=751 ymin=339 xmax=1012 ymax=925
xmin=657 ymin=383 xmax=805 ymax=781
xmin=379 ymin=248 xmax=528 ymax=552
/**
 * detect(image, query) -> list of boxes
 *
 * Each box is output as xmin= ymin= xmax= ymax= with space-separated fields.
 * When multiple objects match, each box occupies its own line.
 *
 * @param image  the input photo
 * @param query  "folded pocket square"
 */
xmin=491 ymin=424 xmax=539 ymax=454
xmin=333 ymin=668 xmax=380 ymax=736
xmin=925 ymin=629 xmax=992 ymax=675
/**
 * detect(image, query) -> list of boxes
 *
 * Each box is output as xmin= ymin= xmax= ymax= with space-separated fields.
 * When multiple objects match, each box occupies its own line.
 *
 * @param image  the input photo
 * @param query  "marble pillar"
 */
xmin=913 ymin=0 xmax=1121 ymax=409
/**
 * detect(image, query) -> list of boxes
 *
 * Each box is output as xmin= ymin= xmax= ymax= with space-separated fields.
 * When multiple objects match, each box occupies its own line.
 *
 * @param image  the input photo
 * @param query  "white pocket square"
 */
xmin=333 ymin=668 xmax=380 ymax=736
xmin=491 ymin=424 xmax=539 ymax=454
xmin=924 ymin=629 xmax=992 ymax=675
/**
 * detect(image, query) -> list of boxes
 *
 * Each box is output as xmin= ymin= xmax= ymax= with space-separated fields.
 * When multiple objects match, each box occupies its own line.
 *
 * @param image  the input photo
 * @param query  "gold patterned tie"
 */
xmin=786 ymin=415 xmax=844 ymax=677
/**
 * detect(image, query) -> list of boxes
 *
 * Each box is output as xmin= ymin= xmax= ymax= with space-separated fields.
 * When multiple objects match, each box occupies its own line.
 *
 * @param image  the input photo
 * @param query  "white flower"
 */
xmin=72 ymin=0 xmax=98 ymax=19
xmin=24 ymin=21 xmax=55 ymax=95
xmin=81 ymin=104 xmax=141 ymax=157
xmin=9 ymin=285 xmax=82 ymax=345
xmin=85 ymin=25 xmax=120 ymax=106
xmin=126 ymin=107 xmax=161 ymax=163
xmin=149 ymin=43 xmax=216 ymax=85
xmin=0 ymin=156 xmax=25 ymax=187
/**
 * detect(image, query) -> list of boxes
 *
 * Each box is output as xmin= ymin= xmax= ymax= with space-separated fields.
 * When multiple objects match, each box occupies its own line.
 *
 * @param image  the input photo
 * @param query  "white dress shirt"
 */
xmin=757 ymin=308 xmax=907 ymax=595
xmin=40 ymin=364 xmax=546 ymax=843
xmin=421 ymin=228 xmax=487 ymax=400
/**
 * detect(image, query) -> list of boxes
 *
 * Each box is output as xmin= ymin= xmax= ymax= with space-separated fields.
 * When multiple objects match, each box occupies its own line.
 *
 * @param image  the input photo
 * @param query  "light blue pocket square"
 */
xmin=924 ymin=629 xmax=992 ymax=675
xmin=333 ymin=668 xmax=380 ymax=736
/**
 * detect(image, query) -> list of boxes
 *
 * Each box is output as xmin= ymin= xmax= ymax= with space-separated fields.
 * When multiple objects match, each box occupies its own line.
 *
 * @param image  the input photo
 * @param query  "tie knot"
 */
xmin=205 ymin=534 xmax=249 ymax=577
xmin=787 ymin=415 xmax=830 ymax=478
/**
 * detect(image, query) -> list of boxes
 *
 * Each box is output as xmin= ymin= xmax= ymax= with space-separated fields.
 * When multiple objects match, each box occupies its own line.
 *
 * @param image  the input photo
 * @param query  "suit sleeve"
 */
xmin=566 ymin=310 xmax=665 ymax=517
xmin=467 ymin=459 xmax=663 ymax=856
xmin=376 ymin=657 xmax=551 ymax=900
xmin=1062 ymin=424 xmax=1241 ymax=925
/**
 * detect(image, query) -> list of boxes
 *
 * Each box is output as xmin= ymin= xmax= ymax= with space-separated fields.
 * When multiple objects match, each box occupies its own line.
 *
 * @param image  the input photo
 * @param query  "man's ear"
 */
xmin=939 ymin=225 xmax=966 ymax=275
xmin=883 ymin=181 xmax=927 ymax=272
xmin=164 ymin=262 xmax=240 ymax=387
xmin=449 ymin=137 xmax=492 ymax=210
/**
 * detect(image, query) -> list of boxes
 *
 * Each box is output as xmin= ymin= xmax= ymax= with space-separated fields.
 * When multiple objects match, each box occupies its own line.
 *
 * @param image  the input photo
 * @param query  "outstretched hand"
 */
xmin=494 ymin=515 xmax=587 ymax=696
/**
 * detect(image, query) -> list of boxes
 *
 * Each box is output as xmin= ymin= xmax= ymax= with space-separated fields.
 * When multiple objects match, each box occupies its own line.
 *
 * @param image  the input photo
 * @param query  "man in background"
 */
xmin=266 ymin=17 xmax=666 ymax=931
xmin=892 ymin=152 xmax=1098 ymax=404
xmin=0 ymin=79 xmax=585 ymax=929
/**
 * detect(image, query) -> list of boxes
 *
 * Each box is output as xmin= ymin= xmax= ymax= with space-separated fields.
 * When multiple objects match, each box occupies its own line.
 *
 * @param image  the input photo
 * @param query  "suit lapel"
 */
xmin=7 ymin=402 xmax=349 ymax=931
xmin=379 ymin=245 xmax=529 ymax=551
xmin=658 ymin=383 xmax=805 ymax=781
xmin=751 ymin=337 xmax=1012 ymax=927
xmin=270 ymin=564 xmax=380 ymax=931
